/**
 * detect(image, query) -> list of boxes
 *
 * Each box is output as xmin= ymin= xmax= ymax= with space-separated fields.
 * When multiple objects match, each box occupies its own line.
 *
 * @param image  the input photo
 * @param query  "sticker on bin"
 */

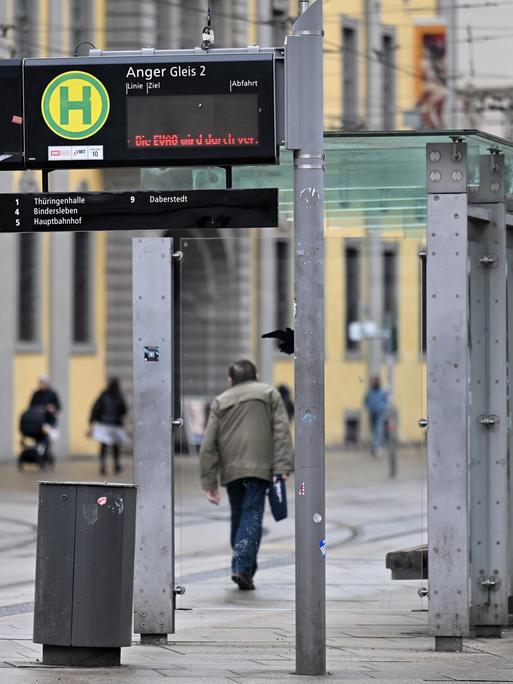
xmin=97 ymin=496 xmax=107 ymax=506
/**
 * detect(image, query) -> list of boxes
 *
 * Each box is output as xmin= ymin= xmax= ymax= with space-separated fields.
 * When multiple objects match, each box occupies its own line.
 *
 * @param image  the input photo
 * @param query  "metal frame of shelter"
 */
xmin=332 ymin=130 xmax=513 ymax=652
xmin=426 ymin=138 xmax=513 ymax=651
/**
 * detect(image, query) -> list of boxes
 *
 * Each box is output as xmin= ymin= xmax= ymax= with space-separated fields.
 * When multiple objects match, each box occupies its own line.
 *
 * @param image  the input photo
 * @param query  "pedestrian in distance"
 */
xmin=277 ymin=384 xmax=294 ymax=422
xmin=364 ymin=375 xmax=388 ymax=457
xmin=200 ymin=359 xmax=294 ymax=591
xmin=29 ymin=374 xmax=61 ymax=461
xmin=88 ymin=378 xmax=127 ymax=476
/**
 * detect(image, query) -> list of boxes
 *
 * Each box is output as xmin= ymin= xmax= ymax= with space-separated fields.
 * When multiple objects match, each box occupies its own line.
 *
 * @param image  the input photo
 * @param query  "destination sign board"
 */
xmin=0 ymin=189 xmax=278 ymax=232
xmin=23 ymin=54 xmax=277 ymax=169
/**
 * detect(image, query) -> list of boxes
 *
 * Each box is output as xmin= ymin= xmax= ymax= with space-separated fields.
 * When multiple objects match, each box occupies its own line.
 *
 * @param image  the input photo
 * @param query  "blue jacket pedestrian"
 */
xmin=364 ymin=376 xmax=388 ymax=455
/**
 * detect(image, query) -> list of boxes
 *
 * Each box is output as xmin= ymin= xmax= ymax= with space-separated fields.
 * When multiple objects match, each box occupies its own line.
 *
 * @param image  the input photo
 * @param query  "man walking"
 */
xmin=200 ymin=359 xmax=294 ymax=590
xmin=364 ymin=375 xmax=388 ymax=456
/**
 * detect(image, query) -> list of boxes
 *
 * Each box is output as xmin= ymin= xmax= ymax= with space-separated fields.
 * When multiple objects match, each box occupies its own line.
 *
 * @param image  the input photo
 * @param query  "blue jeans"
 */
xmin=227 ymin=477 xmax=268 ymax=578
xmin=370 ymin=411 xmax=385 ymax=450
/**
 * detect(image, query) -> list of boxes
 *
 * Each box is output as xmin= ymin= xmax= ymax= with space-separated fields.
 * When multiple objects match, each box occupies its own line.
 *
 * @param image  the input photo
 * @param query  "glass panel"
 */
xmin=142 ymin=130 xmax=513 ymax=242
xmin=175 ymin=230 xmax=427 ymax=616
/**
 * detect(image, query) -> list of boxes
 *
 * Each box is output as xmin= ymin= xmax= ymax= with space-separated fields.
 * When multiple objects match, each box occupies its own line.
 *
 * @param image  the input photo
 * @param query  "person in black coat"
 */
xmin=88 ymin=378 xmax=127 ymax=475
xmin=30 ymin=375 xmax=61 ymax=427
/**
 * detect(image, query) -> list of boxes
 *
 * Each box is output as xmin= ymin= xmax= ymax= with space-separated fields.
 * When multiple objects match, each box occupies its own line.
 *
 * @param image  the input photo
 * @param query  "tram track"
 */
xmin=0 ymin=516 xmax=37 ymax=553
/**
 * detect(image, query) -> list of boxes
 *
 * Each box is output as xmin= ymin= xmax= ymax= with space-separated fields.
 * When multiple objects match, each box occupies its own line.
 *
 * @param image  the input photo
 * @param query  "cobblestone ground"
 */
xmin=2 ymin=446 xmax=513 ymax=682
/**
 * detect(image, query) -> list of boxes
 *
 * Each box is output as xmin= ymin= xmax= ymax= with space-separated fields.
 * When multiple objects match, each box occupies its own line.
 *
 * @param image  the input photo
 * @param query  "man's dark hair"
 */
xmin=228 ymin=359 xmax=257 ymax=385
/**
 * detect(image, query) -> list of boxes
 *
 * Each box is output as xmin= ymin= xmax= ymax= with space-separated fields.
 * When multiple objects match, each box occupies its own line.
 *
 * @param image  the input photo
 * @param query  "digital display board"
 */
xmin=23 ymin=54 xmax=277 ymax=169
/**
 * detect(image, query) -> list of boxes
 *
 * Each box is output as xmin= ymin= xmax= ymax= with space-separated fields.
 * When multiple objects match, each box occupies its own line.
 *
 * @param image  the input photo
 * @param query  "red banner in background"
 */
xmin=415 ymin=23 xmax=447 ymax=128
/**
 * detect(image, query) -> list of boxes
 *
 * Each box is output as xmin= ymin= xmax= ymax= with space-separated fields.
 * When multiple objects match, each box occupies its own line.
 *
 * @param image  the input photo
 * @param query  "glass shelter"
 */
xmin=135 ymin=130 xmax=513 ymax=652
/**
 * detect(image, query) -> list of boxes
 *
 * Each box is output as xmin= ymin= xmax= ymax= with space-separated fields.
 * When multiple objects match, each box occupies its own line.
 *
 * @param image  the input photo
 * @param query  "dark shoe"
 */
xmin=100 ymin=465 xmax=106 ymax=476
xmin=231 ymin=573 xmax=255 ymax=590
xmin=114 ymin=463 xmax=122 ymax=474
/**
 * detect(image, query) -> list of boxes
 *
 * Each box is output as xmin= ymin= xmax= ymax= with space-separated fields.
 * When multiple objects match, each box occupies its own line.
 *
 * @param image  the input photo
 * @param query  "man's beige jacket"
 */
xmin=200 ymin=381 xmax=294 ymax=491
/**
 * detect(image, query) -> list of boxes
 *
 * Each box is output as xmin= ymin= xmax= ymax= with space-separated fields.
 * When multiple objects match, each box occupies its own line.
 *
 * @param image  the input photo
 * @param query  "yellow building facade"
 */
xmin=270 ymin=0 xmax=440 ymax=446
xmin=0 ymin=0 xmax=441 ymax=461
xmin=2 ymin=1 xmax=107 ymax=459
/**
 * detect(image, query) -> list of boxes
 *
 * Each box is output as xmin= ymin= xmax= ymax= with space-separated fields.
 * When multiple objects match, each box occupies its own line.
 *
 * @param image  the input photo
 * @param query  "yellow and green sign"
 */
xmin=41 ymin=71 xmax=110 ymax=140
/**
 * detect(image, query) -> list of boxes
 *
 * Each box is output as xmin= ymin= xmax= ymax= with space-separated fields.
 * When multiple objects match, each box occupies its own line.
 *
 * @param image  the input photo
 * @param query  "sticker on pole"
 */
xmin=320 ymin=539 xmax=326 ymax=558
xmin=41 ymin=71 xmax=110 ymax=140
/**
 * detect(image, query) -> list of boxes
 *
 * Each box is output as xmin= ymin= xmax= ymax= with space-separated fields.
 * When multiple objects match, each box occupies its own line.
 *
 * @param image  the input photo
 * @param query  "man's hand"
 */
xmin=206 ymin=489 xmax=220 ymax=505
xmin=273 ymin=474 xmax=289 ymax=483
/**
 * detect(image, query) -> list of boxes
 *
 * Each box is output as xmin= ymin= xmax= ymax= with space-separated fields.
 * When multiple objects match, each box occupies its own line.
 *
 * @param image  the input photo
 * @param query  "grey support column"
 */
xmin=468 ymin=154 xmax=509 ymax=636
xmin=48 ymin=170 xmax=71 ymax=459
xmin=0 ymin=230 xmax=15 ymax=461
xmin=132 ymin=238 xmax=175 ymax=643
xmin=365 ymin=0 xmax=382 ymax=129
xmin=506 ymin=213 xmax=513 ymax=615
xmin=426 ymin=142 xmax=470 ymax=652
xmin=367 ymin=232 xmax=383 ymax=377
xmin=287 ymin=1 xmax=325 ymax=675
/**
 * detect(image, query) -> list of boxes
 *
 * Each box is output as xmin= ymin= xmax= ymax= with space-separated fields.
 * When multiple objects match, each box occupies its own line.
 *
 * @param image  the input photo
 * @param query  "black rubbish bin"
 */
xmin=33 ymin=482 xmax=137 ymax=666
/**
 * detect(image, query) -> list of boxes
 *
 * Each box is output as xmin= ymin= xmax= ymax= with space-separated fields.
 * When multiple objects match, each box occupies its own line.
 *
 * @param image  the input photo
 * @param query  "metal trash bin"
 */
xmin=33 ymin=482 xmax=137 ymax=666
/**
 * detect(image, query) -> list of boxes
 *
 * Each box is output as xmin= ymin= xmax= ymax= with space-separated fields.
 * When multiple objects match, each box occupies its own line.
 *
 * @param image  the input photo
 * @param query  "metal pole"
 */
xmin=288 ymin=0 xmax=325 ymax=675
xmin=426 ymin=142 xmax=470 ymax=651
xmin=133 ymin=237 xmax=175 ymax=644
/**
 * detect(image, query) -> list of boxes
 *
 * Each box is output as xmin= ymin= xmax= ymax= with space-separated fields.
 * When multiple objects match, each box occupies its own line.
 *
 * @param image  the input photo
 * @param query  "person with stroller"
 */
xmin=18 ymin=404 xmax=53 ymax=469
xmin=18 ymin=375 xmax=61 ymax=469
xmin=88 ymin=378 xmax=127 ymax=475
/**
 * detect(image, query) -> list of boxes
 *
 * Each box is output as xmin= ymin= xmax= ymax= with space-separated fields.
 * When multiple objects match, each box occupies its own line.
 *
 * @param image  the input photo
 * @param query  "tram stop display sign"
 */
xmin=23 ymin=53 xmax=277 ymax=169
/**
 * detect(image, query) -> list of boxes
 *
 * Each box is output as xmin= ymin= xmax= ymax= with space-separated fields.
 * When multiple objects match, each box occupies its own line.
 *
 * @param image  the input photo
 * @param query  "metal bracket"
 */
xmin=479 ymin=575 xmax=501 ymax=606
xmin=469 ymin=152 xmax=505 ymax=204
xmin=426 ymin=142 xmax=467 ymax=194
xmin=173 ymin=585 xmax=186 ymax=596
xmin=417 ymin=249 xmax=426 ymax=259
xmin=479 ymin=575 xmax=501 ymax=590
xmin=172 ymin=251 xmax=184 ymax=262
xmin=172 ymin=418 xmax=184 ymax=429
xmin=478 ymin=415 xmax=499 ymax=430
xmin=418 ymin=418 xmax=428 ymax=428
xmin=478 ymin=254 xmax=498 ymax=267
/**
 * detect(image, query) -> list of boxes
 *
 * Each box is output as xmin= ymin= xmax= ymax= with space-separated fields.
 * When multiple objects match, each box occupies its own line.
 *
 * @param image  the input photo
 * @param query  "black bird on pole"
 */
xmin=261 ymin=327 xmax=294 ymax=355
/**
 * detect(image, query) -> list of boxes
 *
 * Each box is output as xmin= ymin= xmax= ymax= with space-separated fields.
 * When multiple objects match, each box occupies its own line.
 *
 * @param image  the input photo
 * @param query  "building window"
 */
xmin=342 ymin=20 xmax=359 ymax=129
xmin=17 ymin=234 xmax=39 ymax=344
xmin=72 ymin=232 xmax=94 ymax=346
xmin=345 ymin=242 xmax=361 ymax=353
xmin=275 ymin=239 xmax=290 ymax=331
xmin=382 ymin=29 xmax=396 ymax=129
xmin=382 ymin=245 xmax=398 ymax=354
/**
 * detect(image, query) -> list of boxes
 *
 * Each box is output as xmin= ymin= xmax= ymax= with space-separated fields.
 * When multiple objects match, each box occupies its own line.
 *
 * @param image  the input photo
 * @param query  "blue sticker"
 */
xmin=320 ymin=539 xmax=326 ymax=558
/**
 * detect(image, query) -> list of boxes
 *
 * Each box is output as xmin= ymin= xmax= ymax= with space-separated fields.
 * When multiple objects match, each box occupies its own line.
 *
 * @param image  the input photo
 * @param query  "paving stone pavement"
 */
xmin=1 ymin=448 xmax=513 ymax=682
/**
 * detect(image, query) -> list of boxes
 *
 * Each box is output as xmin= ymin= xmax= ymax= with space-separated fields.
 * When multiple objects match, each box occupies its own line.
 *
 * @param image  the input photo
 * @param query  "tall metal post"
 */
xmin=133 ymin=237 xmax=175 ymax=644
xmin=426 ymin=142 xmax=470 ymax=652
xmin=286 ymin=1 xmax=325 ymax=675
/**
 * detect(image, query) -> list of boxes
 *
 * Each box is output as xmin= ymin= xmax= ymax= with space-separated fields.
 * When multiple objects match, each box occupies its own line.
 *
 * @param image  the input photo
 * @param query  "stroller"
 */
xmin=18 ymin=406 xmax=54 ymax=470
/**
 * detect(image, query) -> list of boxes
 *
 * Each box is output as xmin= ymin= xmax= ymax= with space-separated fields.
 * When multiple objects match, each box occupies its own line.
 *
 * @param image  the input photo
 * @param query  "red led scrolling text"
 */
xmin=132 ymin=132 xmax=259 ymax=148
